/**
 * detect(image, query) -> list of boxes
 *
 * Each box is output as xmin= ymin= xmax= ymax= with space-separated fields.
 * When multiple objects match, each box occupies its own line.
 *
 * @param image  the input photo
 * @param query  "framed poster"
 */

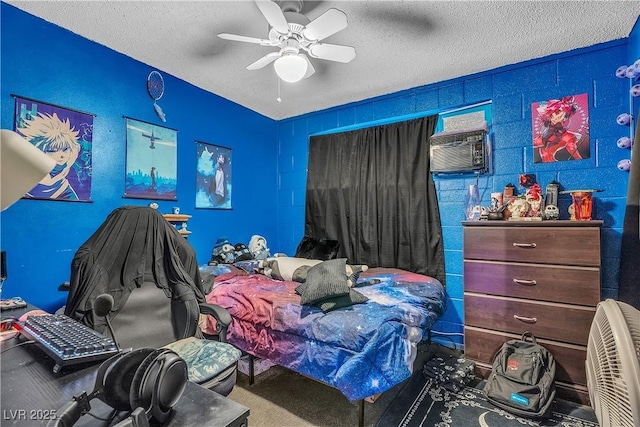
xmin=195 ymin=141 xmax=232 ymax=209
xmin=124 ymin=118 xmax=177 ymax=200
xmin=532 ymin=93 xmax=590 ymax=163
xmin=13 ymin=95 xmax=94 ymax=202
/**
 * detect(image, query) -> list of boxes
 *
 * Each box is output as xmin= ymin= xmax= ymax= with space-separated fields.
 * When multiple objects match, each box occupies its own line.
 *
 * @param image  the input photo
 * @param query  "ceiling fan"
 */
xmin=218 ymin=0 xmax=356 ymax=83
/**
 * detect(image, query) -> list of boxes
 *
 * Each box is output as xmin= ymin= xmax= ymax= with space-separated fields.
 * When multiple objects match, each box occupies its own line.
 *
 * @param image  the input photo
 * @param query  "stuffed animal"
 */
xmin=249 ymin=235 xmax=270 ymax=260
xmin=211 ymin=237 xmax=235 ymax=264
xmin=233 ymin=243 xmax=253 ymax=261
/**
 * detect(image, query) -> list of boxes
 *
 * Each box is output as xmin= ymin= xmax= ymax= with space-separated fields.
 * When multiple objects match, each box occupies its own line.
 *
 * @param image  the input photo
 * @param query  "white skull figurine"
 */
xmin=544 ymin=204 xmax=559 ymax=220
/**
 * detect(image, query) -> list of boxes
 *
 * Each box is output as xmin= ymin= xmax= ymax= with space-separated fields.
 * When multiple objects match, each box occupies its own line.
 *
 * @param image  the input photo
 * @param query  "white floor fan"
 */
xmin=586 ymin=299 xmax=640 ymax=427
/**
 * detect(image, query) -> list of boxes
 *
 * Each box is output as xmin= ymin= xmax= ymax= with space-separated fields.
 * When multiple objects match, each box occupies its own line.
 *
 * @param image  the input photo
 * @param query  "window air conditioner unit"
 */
xmin=429 ymin=124 xmax=490 ymax=174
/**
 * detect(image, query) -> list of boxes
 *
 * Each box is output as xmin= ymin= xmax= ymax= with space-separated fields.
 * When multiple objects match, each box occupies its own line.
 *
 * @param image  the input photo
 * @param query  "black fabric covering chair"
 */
xmin=64 ymin=205 xmax=241 ymax=396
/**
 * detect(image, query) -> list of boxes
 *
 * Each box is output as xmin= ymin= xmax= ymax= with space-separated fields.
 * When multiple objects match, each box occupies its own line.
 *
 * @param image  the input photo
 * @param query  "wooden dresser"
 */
xmin=463 ymin=220 xmax=602 ymax=405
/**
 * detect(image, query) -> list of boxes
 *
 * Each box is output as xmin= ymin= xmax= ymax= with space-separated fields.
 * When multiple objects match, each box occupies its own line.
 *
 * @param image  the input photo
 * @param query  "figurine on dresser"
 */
xmin=526 ymin=183 xmax=543 ymax=218
xmin=508 ymin=196 xmax=529 ymax=219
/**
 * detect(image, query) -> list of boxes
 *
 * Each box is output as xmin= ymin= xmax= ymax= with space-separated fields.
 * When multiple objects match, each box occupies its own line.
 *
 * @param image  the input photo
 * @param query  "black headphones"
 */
xmin=48 ymin=348 xmax=188 ymax=427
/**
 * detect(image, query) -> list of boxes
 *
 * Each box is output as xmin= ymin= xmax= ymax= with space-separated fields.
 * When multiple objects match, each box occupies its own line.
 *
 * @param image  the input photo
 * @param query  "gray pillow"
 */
xmin=296 ymin=261 xmax=368 ymax=295
xmin=298 ymin=258 xmax=351 ymax=305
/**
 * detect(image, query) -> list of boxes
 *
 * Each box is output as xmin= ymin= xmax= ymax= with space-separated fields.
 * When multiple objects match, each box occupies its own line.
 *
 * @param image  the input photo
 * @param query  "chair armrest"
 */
xmin=199 ymin=302 xmax=232 ymax=342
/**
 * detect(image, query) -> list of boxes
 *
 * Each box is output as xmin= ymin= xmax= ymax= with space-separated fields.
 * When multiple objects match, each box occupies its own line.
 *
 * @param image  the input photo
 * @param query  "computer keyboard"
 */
xmin=18 ymin=314 xmax=119 ymax=373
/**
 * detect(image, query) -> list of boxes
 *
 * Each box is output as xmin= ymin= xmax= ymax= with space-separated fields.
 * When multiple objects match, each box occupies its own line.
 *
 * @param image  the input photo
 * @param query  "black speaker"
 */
xmin=48 ymin=348 xmax=187 ymax=427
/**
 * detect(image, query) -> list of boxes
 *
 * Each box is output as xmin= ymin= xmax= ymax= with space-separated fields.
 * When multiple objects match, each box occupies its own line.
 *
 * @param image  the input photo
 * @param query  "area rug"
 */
xmin=376 ymin=375 xmax=599 ymax=427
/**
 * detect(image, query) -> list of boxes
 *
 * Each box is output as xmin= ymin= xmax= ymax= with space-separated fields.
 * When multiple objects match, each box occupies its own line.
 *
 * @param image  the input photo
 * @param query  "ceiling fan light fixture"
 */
xmin=274 ymin=53 xmax=308 ymax=82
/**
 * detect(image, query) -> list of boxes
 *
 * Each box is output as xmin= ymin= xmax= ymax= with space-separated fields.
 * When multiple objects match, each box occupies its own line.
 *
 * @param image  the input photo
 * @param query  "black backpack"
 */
xmin=483 ymin=331 xmax=556 ymax=418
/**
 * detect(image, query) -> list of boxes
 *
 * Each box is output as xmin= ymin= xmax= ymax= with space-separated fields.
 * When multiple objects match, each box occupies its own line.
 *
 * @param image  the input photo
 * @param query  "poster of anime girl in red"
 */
xmin=531 ymin=93 xmax=590 ymax=163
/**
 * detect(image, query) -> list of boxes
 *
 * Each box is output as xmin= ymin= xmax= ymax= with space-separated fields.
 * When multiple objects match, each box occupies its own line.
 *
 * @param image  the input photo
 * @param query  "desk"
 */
xmin=0 ymin=303 xmax=41 ymax=320
xmin=1 ymin=336 xmax=249 ymax=427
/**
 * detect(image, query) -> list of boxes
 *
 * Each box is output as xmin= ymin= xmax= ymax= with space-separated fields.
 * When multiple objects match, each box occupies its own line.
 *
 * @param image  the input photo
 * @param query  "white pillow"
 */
xmin=261 ymin=257 xmax=323 ymax=282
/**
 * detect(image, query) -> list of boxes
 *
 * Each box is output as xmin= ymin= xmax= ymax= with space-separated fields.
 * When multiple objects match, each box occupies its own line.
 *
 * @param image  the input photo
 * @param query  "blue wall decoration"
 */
xmin=195 ymin=141 xmax=233 ymax=209
xmin=531 ymin=93 xmax=590 ymax=163
xmin=13 ymin=95 xmax=94 ymax=202
xmin=124 ymin=117 xmax=177 ymax=201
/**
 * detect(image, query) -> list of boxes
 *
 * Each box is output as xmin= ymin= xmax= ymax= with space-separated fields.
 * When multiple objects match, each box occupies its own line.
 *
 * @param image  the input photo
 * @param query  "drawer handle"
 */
xmin=513 ymin=314 xmax=538 ymax=323
xmin=512 ymin=242 xmax=537 ymax=248
xmin=513 ymin=278 xmax=537 ymax=286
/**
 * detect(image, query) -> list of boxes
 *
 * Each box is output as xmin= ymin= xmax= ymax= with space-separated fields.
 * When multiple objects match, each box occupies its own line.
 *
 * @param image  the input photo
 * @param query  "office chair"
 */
xmin=64 ymin=206 xmax=242 ymax=396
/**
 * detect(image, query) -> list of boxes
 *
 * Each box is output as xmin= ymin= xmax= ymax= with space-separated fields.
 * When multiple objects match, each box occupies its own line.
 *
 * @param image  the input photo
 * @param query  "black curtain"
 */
xmin=618 ymin=111 xmax=640 ymax=310
xmin=304 ymin=115 xmax=445 ymax=285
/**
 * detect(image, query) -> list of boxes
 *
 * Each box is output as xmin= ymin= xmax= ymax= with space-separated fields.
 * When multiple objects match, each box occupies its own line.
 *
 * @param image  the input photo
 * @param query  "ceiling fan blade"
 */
xmin=218 ymin=33 xmax=272 ymax=46
xmin=246 ymin=52 xmax=281 ymax=70
xmin=309 ymin=43 xmax=356 ymax=63
xmin=301 ymin=54 xmax=315 ymax=79
xmin=303 ymin=8 xmax=348 ymax=41
xmin=254 ymin=0 xmax=290 ymax=35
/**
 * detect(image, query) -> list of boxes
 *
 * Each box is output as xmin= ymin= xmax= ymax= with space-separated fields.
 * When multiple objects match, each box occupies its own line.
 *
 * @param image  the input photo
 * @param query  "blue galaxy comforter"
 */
xmin=201 ymin=264 xmax=446 ymax=401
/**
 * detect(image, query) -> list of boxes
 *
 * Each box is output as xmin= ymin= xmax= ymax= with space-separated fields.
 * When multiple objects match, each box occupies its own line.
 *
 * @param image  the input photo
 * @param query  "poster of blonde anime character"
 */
xmin=13 ymin=96 xmax=94 ymax=201
xmin=124 ymin=118 xmax=177 ymax=200
xmin=531 ymin=93 xmax=590 ymax=163
xmin=195 ymin=141 xmax=232 ymax=209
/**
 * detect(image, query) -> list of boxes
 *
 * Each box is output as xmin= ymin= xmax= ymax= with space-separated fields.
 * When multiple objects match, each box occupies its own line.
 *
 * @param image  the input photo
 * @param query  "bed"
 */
xmin=199 ymin=258 xmax=446 ymax=404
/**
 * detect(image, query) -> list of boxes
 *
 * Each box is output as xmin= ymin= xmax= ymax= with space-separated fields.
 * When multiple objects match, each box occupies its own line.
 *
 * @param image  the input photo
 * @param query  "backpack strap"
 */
xmin=521 ymin=330 xmax=537 ymax=344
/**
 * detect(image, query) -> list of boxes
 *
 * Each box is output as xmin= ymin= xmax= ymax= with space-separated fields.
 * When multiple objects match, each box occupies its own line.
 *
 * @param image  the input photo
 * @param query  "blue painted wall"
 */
xmin=0 ymin=3 xmax=278 ymax=312
xmin=275 ymin=36 xmax=637 ymax=348
xmin=2 ymin=3 xmax=638 ymax=349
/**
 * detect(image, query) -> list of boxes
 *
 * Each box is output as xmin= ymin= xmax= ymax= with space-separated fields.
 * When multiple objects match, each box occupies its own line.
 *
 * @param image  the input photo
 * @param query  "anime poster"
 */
xmin=532 ymin=93 xmax=590 ymax=163
xmin=13 ymin=96 xmax=94 ymax=202
xmin=195 ymin=141 xmax=232 ymax=209
xmin=124 ymin=118 xmax=177 ymax=200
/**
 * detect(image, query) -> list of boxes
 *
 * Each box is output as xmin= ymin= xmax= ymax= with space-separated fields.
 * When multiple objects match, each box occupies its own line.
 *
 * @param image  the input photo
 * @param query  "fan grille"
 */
xmin=586 ymin=299 xmax=640 ymax=427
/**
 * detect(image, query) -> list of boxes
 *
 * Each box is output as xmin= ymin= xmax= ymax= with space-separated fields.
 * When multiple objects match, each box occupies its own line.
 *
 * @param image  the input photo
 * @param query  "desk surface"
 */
xmin=0 ymin=303 xmax=41 ymax=321
xmin=1 ymin=335 xmax=249 ymax=427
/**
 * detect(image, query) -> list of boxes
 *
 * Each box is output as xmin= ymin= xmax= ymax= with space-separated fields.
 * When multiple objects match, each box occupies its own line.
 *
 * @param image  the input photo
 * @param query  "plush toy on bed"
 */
xmin=233 ymin=243 xmax=253 ymax=261
xmin=211 ymin=237 xmax=236 ymax=264
xmin=249 ymin=235 xmax=270 ymax=260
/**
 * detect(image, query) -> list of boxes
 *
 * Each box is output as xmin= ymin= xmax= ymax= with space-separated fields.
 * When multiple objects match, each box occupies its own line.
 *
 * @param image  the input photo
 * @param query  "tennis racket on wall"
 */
xmin=147 ymin=70 xmax=166 ymax=122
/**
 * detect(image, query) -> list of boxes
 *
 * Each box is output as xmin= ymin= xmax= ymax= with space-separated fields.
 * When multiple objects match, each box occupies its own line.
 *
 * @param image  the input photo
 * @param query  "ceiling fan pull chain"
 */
xmin=277 ymin=74 xmax=282 ymax=103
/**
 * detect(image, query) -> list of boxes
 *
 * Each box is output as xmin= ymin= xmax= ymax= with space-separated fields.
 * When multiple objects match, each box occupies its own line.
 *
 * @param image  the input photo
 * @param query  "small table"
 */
xmin=163 ymin=214 xmax=192 ymax=238
xmin=1 ymin=334 xmax=249 ymax=427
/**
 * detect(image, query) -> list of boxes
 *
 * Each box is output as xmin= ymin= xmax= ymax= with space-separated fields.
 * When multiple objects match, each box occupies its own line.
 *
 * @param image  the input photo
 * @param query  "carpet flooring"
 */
xmin=228 ymin=365 xmax=398 ymax=426
xmin=227 ymin=344 xmax=599 ymax=427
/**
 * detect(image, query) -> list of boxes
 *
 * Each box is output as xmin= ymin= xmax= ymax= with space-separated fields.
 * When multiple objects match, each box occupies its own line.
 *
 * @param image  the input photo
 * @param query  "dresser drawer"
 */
xmin=464 ymin=326 xmax=588 ymax=386
xmin=464 ymin=260 xmax=600 ymax=306
xmin=463 ymin=226 xmax=600 ymax=266
xmin=464 ymin=293 xmax=596 ymax=345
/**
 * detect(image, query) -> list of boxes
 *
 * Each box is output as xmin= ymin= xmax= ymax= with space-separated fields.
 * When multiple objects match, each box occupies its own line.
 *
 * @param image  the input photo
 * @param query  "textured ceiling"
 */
xmin=5 ymin=1 xmax=640 ymax=120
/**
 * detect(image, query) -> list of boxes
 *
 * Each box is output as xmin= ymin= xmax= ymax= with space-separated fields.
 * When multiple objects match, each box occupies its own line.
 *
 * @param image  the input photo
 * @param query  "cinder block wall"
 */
xmin=276 ymin=40 xmax=633 ymax=348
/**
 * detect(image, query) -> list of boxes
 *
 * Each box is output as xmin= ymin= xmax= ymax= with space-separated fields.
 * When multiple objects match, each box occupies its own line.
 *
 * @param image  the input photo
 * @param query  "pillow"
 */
xmin=295 ymin=262 xmax=368 ymax=295
xmin=298 ymin=258 xmax=351 ymax=305
xmin=294 ymin=236 xmax=340 ymax=260
xmin=261 ymin=257 xmax=323 ymax=282
xmin=315 ymin=289 xmax=368 ymax=313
